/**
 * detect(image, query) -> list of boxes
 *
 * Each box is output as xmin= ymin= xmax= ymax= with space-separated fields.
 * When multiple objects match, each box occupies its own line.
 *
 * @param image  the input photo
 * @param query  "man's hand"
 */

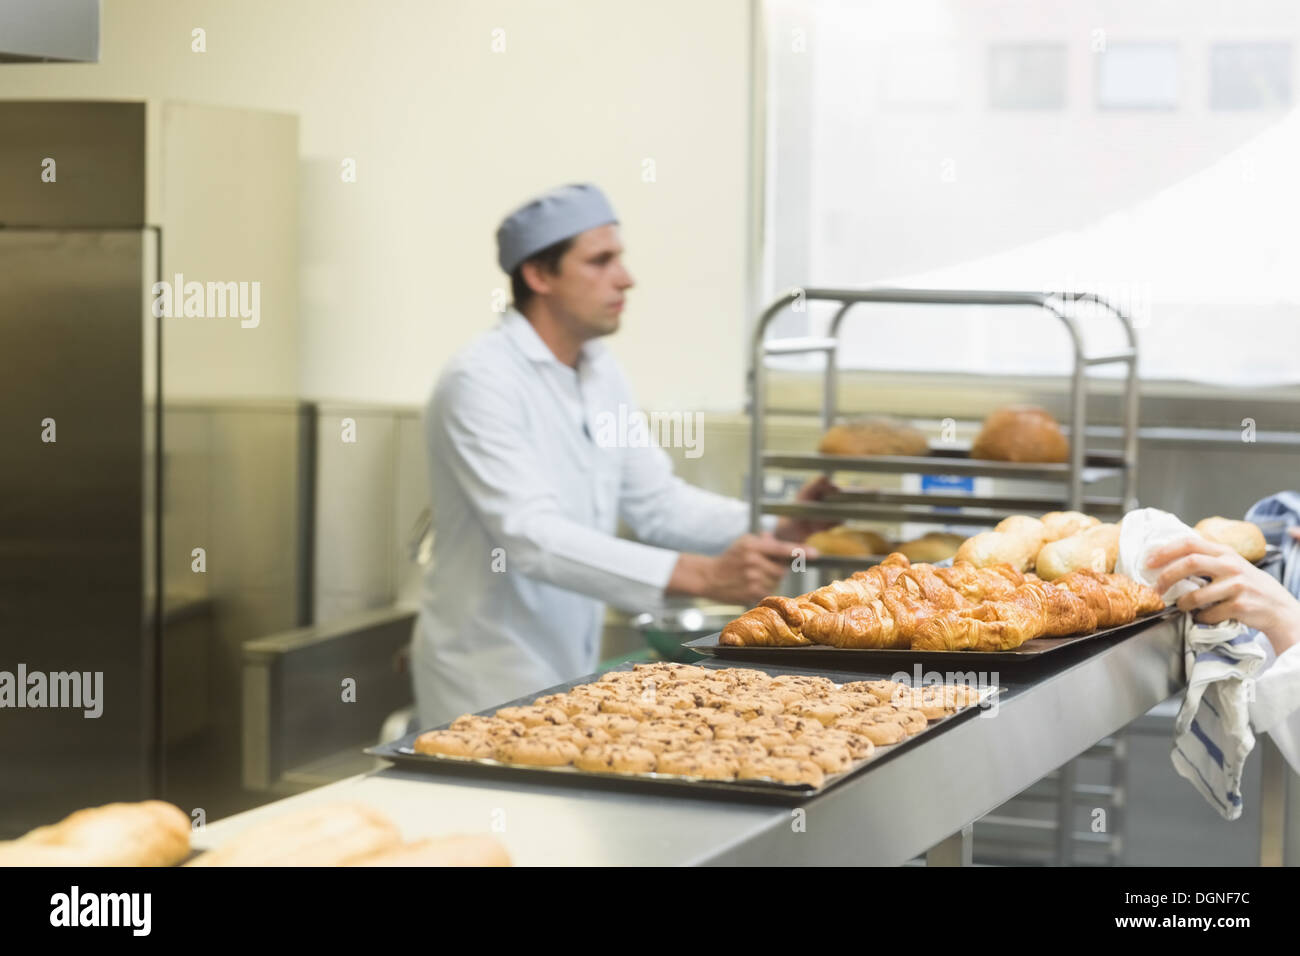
xmin=668 ymin=533 xmax=812 ymax=606
xmin=773 ymin=475 xmax=840 ymax=543
xmin=1147 ymin=533 xmax=1300 ymax=655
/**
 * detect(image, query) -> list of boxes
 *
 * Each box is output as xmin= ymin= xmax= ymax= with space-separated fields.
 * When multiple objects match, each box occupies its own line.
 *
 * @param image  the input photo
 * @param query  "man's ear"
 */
xmin=520 ymin=260 xmax=555 ymax=297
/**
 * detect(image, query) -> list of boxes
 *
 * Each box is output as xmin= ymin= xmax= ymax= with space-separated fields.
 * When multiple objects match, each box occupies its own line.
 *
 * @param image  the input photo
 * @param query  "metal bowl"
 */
xmin=630 ymin=604 xmax=744 ymax=662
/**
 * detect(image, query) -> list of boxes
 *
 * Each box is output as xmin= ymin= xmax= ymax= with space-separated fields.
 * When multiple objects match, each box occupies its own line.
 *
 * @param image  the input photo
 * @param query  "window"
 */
xmin=1097 ymin=43 xmax=1180 ymax=110
xmin=990 ymin=44 xmax=1067 ymax=109
xmin=762 ymin=0 xmax=1300 ymax=386
xmin=1211 ymin=43 xmax=1292 ymax=110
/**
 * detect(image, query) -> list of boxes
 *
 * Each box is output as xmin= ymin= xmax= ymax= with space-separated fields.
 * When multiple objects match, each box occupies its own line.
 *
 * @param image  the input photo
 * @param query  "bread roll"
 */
xmin=1195 ymin=517 xmax=1267 ymax=563
xmin=805 ymin=527 xmax=891 ymax=557
xmin=0 ymin=801 xmax=190 ymax=867
xmin=187 ymin=803 xmax=400 ymax=867
xmin=956 ymin=518 xmax=1044 ymax=572
xmin=818 ymin=417 xmax=930 ymax=457
xmin=349 ymin=835 xmax=511 ymax=867
xmin=1035 ymin=523 xmax=1120 ymax=581
xmin=896 ymin=532 xmax=965 ymax=563
xmin=970 ymin=405 xmax=1069 ymax=463
xmin=1040 ymin=511 xmax=1100 ymax=543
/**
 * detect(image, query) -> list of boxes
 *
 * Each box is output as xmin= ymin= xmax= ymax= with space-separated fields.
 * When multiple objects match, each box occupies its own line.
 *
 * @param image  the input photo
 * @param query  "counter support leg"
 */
xmin=925 ymin=824 xmax=973 ymax=866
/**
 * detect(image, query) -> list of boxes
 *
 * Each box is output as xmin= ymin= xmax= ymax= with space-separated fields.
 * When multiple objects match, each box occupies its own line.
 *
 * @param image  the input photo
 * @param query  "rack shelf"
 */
xmin=748 ymin=287 xmax=1140 ymax=536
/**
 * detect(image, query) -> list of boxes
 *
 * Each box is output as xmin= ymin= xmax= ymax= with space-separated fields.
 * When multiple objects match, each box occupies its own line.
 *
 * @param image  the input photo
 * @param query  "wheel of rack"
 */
xmin=748 ymin=288 xmax=1141 ymax=544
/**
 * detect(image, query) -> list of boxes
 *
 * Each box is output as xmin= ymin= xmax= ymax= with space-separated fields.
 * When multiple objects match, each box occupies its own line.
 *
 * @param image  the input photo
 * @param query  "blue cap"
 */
xmin=496 ymin=183 xmax=618 ymax=274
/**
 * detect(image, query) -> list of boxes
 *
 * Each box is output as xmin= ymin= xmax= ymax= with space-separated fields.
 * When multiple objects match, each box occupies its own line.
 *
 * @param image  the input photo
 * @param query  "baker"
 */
xmin=411 ymin=183 xmax=831 ymax=728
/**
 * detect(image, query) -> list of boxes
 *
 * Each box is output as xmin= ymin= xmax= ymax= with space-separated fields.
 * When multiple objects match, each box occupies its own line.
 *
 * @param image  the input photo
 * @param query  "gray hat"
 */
xmin=496 ymin=183 xmax=618 ymax=274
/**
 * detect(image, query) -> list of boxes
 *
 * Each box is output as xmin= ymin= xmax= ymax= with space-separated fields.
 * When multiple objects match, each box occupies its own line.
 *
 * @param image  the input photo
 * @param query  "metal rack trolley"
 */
xmin=749 ymin=287 xmax=1141 ymax=864
xmin=748 ymin=287 xmax=1141 ymax=535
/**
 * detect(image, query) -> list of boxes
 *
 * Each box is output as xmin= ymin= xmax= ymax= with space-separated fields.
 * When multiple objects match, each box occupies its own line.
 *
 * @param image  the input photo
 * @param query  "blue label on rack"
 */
xmin=921 ymin=474 xmax=974 ymax=493
xmin=921 ymin=474 xmax=973 ymax=514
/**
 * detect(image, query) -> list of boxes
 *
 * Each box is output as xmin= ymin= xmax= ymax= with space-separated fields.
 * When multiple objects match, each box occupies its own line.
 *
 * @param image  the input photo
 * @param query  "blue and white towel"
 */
xmin=1116 ymin=508 xmax=1267 ymax=820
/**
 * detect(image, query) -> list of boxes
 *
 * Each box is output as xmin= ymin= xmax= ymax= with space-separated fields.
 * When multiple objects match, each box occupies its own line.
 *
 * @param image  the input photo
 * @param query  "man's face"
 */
xmin=528 ymin=224 xmax=634 ymax=339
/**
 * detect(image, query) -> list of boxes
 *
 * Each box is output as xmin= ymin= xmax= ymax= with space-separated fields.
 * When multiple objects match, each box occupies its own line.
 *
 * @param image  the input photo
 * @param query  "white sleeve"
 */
xmin=1249 ymin=635 xmax=1300 ymax=775
xmin=431 ymin=365 xmax=679 ymax=612
xmin=606 ymin=366 xmax=773 ymax=555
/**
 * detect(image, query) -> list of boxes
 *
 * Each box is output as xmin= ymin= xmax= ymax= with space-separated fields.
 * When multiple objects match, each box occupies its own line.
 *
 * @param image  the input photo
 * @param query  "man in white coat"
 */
xmin=411 ymin=184 xmax=828 ymax=728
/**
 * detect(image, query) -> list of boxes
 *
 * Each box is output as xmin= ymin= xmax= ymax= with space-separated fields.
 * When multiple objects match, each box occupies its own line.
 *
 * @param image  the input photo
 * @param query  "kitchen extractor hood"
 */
xmin=0 ymin=0 xmax=99 ymax=63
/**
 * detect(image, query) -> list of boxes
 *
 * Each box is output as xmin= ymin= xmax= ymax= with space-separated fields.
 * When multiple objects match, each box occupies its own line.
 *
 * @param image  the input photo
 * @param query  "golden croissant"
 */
xmin=720 ymin=554 xmax=1164 ymax=651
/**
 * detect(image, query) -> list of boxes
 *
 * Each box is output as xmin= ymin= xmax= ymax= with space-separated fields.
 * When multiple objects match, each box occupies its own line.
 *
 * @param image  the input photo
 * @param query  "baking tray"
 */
xmin=684 ymin=604 xmax=1181 ymax=669
xmin=366 ymin=663 xmax=1000 ymax=804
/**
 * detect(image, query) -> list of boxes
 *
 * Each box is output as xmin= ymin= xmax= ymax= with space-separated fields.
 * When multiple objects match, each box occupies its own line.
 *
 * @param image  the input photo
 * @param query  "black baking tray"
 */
xmin=366 ymin=661 xmax=999 ymax=804
xmin=683 ymin=604 xmax=1181 ymax=669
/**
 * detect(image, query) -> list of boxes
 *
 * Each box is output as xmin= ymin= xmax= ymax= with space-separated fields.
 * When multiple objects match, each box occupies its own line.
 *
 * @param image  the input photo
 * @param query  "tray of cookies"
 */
xmin=367 ymin=662 xmax=997 ymax=802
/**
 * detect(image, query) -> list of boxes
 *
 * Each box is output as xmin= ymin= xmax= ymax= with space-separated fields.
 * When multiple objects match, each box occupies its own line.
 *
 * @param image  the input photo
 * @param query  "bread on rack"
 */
xmin=804 ymin=526 xmax=891 ymax=557
xmin=0 ymin=801 xmax=191 ymax=867
xmin=970 ymin=405 xmax=1069 ymax=463
xmin=818 ymin=417 xmax=930 ymax=457
xmin=895 ymin=531 xmax=965 ymax=563
xmin=954 ymin=515 xmax=1045 ymax=572
xmin=1194 ymin=517 xmax=1267 ymax=563
xmin=1034 ymin=523 xmax=1120 ymax=581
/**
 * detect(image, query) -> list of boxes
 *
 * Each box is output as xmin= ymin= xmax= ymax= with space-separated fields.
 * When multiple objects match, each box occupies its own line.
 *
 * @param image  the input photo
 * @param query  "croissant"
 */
xmin=800 ymin=589 xmax=947 ymax=649
xmin=931 ymin=562 xmax=1024 ymax=601
xmin=719 ymin=606 xmax=812 ymax=647
xmin=912 ymin=583 xmax=1051 ymax=651
xmin=911 ymin=571 xmax=1150 ymax=651
xmin=1061 ymin=568 xmax=1164 ymax=618
xmin=1051 ymin=569 xmax=1138 ymax=628
xmin=895 ymin=564 xmax=975 ymax=609
xmin=760 ymin=553 xmax=912 ymax=628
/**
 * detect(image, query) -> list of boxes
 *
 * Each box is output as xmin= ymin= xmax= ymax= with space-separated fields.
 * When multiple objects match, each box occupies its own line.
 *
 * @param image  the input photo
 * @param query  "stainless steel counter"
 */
xmin=194 ymin=617 xmax=1184 ymax=865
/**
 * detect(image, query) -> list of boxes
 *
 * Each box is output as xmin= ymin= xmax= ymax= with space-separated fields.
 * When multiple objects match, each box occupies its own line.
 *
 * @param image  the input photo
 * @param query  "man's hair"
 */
xmin=509 ymin=236 xmax=574 ymax=311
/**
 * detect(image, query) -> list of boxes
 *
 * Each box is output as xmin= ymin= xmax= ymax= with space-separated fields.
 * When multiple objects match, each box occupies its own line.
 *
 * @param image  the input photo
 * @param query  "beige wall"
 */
xmin=0 ymin=0 xmax=755 ymax=411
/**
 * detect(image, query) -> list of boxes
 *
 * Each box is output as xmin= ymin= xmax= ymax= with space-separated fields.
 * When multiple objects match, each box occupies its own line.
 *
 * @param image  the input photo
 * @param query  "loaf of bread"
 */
xmin=970 ymin=405 xmax=1069 ymax=463
xmin=349 ymin=835 xmax=511 ymax=867
xmin=1040 ymin=510 xmax=1100 ymax=542
xmin=1195 ymin=517 xmax=1267 ymax=563
xmin=187 ymin=803 xmax=401 ymax=867
xmin=818 ymin=417 xmax=930 ymax=457
xmin=0 ymin=801 xmax=190 ymax=867
xmin=1035 ymin=523 xmax=1120 ymax=581
xmin=896 ymin=532 xmax=965 ymax=563
xmin=805 ymin=526 xmax=891 ymax=557
xmin=954 ymin=515 xmax=1045 ymax=572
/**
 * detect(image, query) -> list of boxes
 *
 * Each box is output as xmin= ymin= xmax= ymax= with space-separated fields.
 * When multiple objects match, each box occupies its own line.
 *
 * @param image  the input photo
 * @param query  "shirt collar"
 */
xmin=502 ymin=306 xmax=607 ymax=370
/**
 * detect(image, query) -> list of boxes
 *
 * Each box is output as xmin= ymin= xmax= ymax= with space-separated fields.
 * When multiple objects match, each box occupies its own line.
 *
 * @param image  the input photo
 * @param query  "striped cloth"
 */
xmin=1245 ymin=490 xmax=1300 ymax=595
xmin=1117 ymin=508 xmax=1266 ymax=820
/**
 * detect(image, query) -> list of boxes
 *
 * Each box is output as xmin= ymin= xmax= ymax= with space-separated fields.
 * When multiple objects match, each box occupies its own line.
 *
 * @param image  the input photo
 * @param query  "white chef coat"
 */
xmin=1250 ymin=633 xmax=1300 ymax=774
xmin=411 ymin=307 xmax=755 ymax=728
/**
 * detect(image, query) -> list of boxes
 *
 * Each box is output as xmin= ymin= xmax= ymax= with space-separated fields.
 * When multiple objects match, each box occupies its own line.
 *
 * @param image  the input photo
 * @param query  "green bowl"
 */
xmin=630 ymin=605 xmax=743 ymax=663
